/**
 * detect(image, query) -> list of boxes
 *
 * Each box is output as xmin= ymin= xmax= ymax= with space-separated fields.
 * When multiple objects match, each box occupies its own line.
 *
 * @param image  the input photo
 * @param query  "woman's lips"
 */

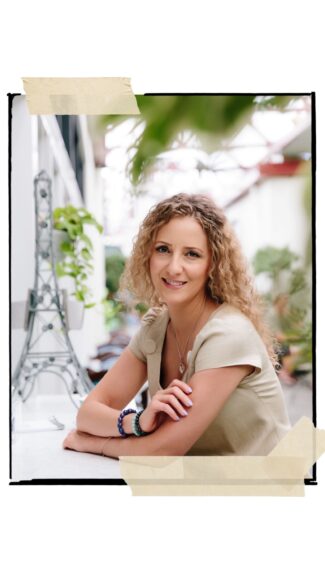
xmin=162 ymin=278 xmax=187 ymax=289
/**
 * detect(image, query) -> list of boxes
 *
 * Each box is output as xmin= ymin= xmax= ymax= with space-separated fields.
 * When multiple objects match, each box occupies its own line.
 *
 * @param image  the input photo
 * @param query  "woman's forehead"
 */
xmin=156 ymin=216 xmax=208 ymax=245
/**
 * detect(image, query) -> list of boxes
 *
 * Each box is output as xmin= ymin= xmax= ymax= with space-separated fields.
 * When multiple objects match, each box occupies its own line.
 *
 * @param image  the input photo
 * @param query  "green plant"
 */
xmin=53 ymin=205 xmax=103 ymax=307
xmin=252 ymin=246 xmax=312 ymax=370
xmin=105 ymin=253 xmax=127 ymax=297
xmin=103 ymin=253 xmax=127 ymax=329
xmin=102 ymin=95 xmax=297 ymax=185
xmin=102 ymin=298 xmax=125 ymax=331
xmin=253 ymin=246 xmax=299 ymax=297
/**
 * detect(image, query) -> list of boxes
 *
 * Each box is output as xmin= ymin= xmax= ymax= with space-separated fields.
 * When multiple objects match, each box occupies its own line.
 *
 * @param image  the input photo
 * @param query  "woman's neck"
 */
xmin=167 ymin=296 xmax=219 ymax=337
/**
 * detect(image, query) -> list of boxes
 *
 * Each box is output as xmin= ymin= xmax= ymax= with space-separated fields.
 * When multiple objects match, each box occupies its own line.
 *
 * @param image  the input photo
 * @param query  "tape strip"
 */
xmin=22 ymin=77 xmax=139 ymax=115
xmin=120 ymin=417 xmax=325 ymax=496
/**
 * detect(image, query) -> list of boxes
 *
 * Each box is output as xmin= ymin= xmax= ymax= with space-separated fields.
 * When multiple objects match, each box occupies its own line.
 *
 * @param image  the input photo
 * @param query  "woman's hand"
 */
xmin=139 ymin=379 xmax=193 ymax=434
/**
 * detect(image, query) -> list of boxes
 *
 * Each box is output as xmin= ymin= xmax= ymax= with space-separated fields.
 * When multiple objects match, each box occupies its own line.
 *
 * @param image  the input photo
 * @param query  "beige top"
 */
xmin=128 ymin=304 xmax=291 ymax=456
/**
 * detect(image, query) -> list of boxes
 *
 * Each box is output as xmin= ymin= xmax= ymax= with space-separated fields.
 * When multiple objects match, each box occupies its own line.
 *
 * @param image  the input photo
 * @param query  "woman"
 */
xmin=63 ymin=193 xmax=291 ymax=457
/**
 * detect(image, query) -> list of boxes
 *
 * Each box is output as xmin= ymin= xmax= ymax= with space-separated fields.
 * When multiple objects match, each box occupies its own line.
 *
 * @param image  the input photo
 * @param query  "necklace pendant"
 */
xmin=179 ymin=362 xmax=186 ymax=375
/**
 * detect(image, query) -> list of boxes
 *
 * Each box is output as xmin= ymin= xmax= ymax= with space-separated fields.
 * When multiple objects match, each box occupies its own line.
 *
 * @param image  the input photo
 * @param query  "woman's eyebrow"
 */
xmin=184 ymin=246 xmax=204 ymax=253
xmin=155 ymin=240 xmax=204 ymax=252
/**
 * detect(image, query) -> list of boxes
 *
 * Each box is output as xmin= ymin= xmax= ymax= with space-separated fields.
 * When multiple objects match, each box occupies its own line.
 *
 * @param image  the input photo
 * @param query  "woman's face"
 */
xmin=149 ymin=216 xmax=211 ymax=307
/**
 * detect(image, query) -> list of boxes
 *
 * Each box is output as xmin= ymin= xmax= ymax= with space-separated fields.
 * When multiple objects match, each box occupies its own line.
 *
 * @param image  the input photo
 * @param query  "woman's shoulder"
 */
xmin=205 ymin=303 xmax=256 ymax=333
xmin=140 ymin=306 xmax=168 ymax=327
xmin=192 ymin=303 xmax=267 ymax=373
xmin=128 ymin=307 xmax=168 ymax=361
xmin=195 ymin=303 xmax=265 ymax=353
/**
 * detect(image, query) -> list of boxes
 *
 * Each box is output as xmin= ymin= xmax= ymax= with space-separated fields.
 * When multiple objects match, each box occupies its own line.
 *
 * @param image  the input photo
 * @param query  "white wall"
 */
xmin=226 ymin=174 xmax=310 ymax=296
xmin=11 ymin=96 xmax=35 ymax=371
xmin=227 ymin=175 xmax=308 ymax=262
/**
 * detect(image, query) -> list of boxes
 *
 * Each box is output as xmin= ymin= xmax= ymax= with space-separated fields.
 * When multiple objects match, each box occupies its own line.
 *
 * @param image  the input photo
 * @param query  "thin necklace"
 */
xmin=170 ymin=297 xmax=206 ymax=375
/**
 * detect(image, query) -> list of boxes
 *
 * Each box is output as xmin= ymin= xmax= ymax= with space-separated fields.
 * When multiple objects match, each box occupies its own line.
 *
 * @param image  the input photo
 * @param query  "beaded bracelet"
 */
xmin=132 ymin=410 xmax=149 ymax=437
xmin=117 ymin=408 xmax=137 ymax=437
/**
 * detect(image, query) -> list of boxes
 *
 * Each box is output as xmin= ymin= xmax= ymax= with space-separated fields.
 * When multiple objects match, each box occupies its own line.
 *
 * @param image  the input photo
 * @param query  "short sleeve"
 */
xmin=128 ymin=326 xmax=147 ymax=363
xmin=194 ymin=316 xmax=264 ymax=375
xmin=127 ymin=307 xmax=164 ymax=364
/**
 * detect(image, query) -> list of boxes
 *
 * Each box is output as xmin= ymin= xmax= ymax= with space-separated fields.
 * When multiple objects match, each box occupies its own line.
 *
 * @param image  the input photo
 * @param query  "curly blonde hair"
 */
xmin=120 ymin=193 xmax=278 ymax=366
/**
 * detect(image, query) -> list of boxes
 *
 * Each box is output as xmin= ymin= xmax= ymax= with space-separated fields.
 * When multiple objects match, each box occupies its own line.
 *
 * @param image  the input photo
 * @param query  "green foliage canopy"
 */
xmin=102 ymin=94 xmax=294 ymax=185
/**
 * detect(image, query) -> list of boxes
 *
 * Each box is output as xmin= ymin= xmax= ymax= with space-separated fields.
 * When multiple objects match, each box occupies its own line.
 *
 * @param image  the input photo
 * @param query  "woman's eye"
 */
xmin=155 ymin=245 xmax=169 ymax=253
xmin=155 ymin=246 xmax=200 ymax=258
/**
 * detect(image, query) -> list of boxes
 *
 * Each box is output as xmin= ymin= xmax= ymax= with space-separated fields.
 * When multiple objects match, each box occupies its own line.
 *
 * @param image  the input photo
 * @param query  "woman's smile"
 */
xmin=161 ymin=277 xmax=188 ymax=289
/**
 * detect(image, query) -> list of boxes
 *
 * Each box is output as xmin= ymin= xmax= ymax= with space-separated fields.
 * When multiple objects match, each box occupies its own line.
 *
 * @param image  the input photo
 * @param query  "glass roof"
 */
xmin=101 ymin=96 xmax=311 ymax=255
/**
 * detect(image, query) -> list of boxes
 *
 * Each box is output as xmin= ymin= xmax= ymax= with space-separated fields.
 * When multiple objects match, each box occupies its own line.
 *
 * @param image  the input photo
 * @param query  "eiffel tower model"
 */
xmin=12 ymin=171 xmax=93 ymax=408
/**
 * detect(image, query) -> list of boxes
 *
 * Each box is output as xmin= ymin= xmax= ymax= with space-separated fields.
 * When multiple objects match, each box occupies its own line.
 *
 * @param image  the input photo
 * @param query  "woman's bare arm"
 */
xmin=76 ymin=347 xmax=147 ymax=437
xmin=68 ymin=364 xmax=252 ymax=456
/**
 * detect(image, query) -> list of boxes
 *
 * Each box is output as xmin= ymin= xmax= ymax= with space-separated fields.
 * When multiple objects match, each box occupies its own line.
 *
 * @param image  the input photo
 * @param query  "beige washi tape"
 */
xmin=22 ymin=77 xmax=140 ymax=115
xmin=120 ymin=417 xmax=325 ymax=496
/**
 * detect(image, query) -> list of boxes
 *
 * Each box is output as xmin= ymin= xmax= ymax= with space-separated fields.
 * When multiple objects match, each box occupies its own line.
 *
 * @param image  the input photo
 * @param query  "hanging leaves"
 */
xmin=53 ymin=205 xmax=103 ymax=307
xmin=101 ymin=94 xmax=298 ymax=185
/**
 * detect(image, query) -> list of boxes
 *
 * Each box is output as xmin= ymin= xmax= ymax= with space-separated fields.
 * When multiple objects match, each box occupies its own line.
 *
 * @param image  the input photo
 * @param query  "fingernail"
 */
xmin=182 ymin=410 xmax=188 ymax=416
xmin=187 ymin=387 xmax=192 ymax=393
xmin=186 ymin=399 xmax=193 ymax=407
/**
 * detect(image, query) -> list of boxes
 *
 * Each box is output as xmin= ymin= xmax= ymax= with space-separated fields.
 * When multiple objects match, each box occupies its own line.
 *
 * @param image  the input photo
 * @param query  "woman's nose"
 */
xmin=166 ymin=254 xmax=183 ymax=275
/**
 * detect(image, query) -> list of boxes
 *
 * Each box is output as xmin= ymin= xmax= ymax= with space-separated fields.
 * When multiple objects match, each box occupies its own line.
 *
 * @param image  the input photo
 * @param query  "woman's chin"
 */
xmin=158 ymin=293 xmax=186 ymax=307
xmin=160 ymin=290 xmax=194 ymax=307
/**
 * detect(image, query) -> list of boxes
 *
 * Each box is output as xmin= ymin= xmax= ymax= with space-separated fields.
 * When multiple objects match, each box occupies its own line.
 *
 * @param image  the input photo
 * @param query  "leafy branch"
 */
xmin=53 ymin=205 xmax=103 ymax=307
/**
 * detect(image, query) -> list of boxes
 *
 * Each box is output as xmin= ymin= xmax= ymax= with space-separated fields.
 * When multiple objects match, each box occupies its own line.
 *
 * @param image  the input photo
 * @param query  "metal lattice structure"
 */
xmin=12 ymin=171 xmax=93 ymax=408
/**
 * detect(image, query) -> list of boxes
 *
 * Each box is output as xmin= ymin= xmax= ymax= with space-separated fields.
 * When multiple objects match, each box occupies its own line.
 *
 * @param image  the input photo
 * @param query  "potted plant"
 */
xmin=252 ymin=245 xmax=312 ymax=380
xmin=53 ymin=205 xmax=103 ymax=328
xmin=102 ymin=252 xmax=126 ymax=331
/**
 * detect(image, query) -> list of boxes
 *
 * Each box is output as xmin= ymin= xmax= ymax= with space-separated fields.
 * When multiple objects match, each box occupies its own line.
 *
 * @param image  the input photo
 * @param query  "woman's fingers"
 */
xmin=168 ymin=379 xmax=192 ymax=394
xmin=146 ymin=379 xmax=194 ymax=427
xmin=153 ymin=390 xmax=191 ymax=418
xmin=163 ymin=385 xmax=193 ymax=408
xmin=161 ymin=393 xmax=189 ymax=417
xmin=156 ymin=401 xmax=182 ymax=421
xmin=155 ymin=379 xmax=194 ymax=418
xmin=163 ymin=380 xmax=193 ymax=410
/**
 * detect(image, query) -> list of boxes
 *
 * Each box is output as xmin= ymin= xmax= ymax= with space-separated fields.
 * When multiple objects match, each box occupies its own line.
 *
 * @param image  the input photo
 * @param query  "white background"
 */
xmin=1 ymin=1 xmax=324 ymax=577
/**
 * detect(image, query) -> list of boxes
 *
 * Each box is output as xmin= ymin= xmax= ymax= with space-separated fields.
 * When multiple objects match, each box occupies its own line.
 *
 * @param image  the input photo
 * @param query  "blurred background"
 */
xmin=11 ymin=94 xmax=313 ymax=430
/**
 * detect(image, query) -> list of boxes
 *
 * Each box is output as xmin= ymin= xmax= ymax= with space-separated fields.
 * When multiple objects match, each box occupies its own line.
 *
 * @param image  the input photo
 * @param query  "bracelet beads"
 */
xmin=117 ymin=408 xmax=136 ymax=437
xmin=132 ymin=410 xmax=149 ymax=437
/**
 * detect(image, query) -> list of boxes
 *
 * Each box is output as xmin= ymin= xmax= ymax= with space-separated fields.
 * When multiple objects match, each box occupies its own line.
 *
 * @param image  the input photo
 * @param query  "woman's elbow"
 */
xmin=76 ymin=401 xmax=91 ymax=432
